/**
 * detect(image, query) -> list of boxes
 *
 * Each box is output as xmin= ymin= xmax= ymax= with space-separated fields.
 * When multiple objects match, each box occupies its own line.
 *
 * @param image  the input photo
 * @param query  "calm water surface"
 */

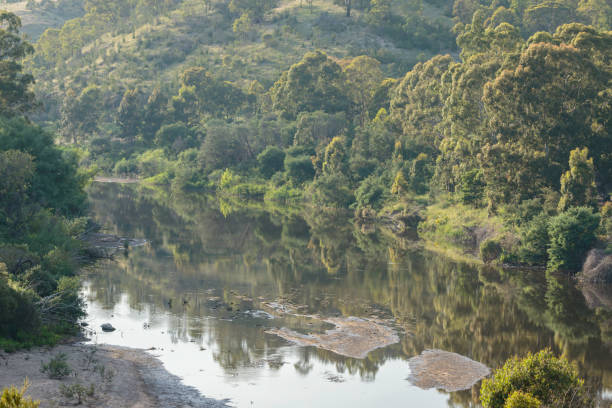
xmin=83 ymin=183 xmax=612 ymax=407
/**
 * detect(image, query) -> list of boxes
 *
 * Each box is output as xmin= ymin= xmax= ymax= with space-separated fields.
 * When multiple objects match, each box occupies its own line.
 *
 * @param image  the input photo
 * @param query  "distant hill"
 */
xmin=2 ymin=0 xmax=83 ymax=40
xmin=25 ymin=0 xmax=456 ymax=128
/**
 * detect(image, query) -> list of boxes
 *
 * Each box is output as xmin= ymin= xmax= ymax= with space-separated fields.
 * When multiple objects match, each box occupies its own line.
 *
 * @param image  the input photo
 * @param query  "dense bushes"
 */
xmin=547 ymin=207 xmax=600 ymax=273
xmin=285 ymin=155 xmax=315 ymax=185
xmin=257 ymin=146 xmax=285 ymax=177
xmin=0 ymin=107 xmax=89 ymax=348
xmin=516 ymin=214 xmax=550 ymax=266
xmin=13 ymin=0 xmax=610 ymax=274
xmin=480 ymin=349 xmax=592 ymax=408
xmin=0 ymin=276 xmax=39 ymax=339
xmin=480 ymin=238 xmax=502 ymax=263
xmin=0 ymin=117 xmax=87 ymax=217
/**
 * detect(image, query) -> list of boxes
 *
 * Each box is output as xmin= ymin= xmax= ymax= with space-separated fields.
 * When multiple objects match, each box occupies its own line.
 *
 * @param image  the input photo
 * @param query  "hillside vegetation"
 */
xmin=0 ymin=10 xmax=91 ymax=350
xmin=22 ymin=0 xmax=612 ymax=273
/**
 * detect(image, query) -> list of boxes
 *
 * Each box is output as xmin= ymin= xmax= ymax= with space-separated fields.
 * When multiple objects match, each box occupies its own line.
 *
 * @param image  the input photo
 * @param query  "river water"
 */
xmin=83 ymin=182 xmax=612 ymax=407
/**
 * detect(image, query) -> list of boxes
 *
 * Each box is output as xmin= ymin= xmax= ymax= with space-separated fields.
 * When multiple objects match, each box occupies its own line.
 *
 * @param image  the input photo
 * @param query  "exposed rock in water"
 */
xmin=101 ymin=323 xmax=116 ymax=332
xmin=579 ymin=249 xmax=612 ymax=283
xmin=266 ymin=316 xmax=399 ymax=359
xmin=407 ymin=349 xmax=491 ymax=392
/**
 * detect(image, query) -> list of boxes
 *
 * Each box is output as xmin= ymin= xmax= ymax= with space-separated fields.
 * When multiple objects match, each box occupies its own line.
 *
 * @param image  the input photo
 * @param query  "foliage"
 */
xmin=547 ymin=207 xmax=600 ymax=272
xmin=355 ymin=174 xmax=388 ymax=210
xmin=257 ymin=146 xmax=285 ymax=178
xmin=0 ymin=14 xmax=89 ymax=348
xmin=480 ymin=238 xmax=502 ymax=263
xmin=58 ymin=383 xmax=94 ymax=404
xmin=310 ymin=173 xmax=355 ymax=209
xmin=0 ymin=380 xmax=39 ymax=408
xmin=285 ymin=155 xmax=315 ymax=185
xmin=0 ymin=117 xmax=87 ymax=217
xmin=390 ymin=170 xmax=409 ymax=196
xmin=270 ymin=51 xmax=349 ymax=119
xmin=558 ymin=147 xmax=597 ymax=211
xmin=0 ymin=277 xmax=39 ymax=339
xmin=504 ymin=391 xmax=541 ymax=408
xmin=480 ymin=349 xmax=591 ymax=408
xmin=517 ymin=214 xmax=550 ymax=265
xmin=5 ymin=0 xmax=610 ymax=273
xmin=0 ymin=12 xmax=36 ymax=116
xmin=40 ymin=353 xmax=72 ymax=379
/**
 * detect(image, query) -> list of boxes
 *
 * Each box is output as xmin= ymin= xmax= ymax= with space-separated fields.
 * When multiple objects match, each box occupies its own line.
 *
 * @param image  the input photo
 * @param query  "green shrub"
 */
xmin=355 ymin=174 xmax=388 ymax=210
xmin=0 ymin=117 xmax=87 ymax=216
xmin=504 ymin=391 xmax=541 ymax=408
xmin=41 ymin=353 xmax=72 ymax=379
xmin=480 ymin=238 xmax=502 ymax=263
xmin=517 ymin=213 xmax=550 ymax=265
xmin=0 ymin=380 xmax=40 ymax=408
xmin=310 ymin=173 xmax=355 ymax=209
xmin=257 ymin=146 xmax=285 ymax=178
xmin=547 ymin=207 xmax=600 ymax=273
xmin=113 ymin=158 xmax=138 ymax=176
xmin=0 ymin=245 xmax=38 ymax=275
xmin=42 ymin=248 xmax=76 ymax=278
xmin=58 ymin=383 xmax=94 ymax=404
xmin=135 ymin=149 xmax=171 ymax=178
xmin=47 ymin=277 xmax=85 ymax=326
xmin=0 ymin=278 xmax=39 ymax=339
xmin=20 ymin=266 xmax=56 ymax=297
xmin=285 ymin=155 xmax=315 ymax=185
xmin=480 ymin=349 xmax=592 ymax=408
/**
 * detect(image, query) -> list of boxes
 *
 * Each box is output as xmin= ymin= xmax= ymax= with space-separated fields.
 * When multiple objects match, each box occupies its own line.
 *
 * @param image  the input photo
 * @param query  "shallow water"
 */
xmin=83 ymin=183 xmax=612 ymax=407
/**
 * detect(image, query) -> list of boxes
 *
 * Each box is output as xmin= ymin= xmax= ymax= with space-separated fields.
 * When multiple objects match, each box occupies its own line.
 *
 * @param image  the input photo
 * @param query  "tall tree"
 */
xmin=270 ymin=51 xmax=349 ymax=119
xmin=558 ymin=147 xmax=597 ymax=211
xmin=117 ymin=88 xmax=142 ymax=141
xmin=0 ymin=12 xmax=36 ymax=116
xmin=344 ymin=56 xmax=383 ymax=127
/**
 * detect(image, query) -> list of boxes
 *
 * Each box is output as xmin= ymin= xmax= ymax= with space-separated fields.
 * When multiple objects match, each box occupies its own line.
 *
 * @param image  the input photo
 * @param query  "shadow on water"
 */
xmin=85 ymin=182 xmax=612 ymax=407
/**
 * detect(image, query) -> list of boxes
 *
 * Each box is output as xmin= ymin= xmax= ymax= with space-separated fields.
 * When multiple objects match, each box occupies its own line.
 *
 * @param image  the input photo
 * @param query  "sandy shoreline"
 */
xmin=0 ymin=342 xmax=229 ymax=408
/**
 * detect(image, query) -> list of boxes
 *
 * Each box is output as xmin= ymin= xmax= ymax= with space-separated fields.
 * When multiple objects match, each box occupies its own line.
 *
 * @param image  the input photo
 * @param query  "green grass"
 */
xmin=417 ymin=198 xmax=508 ymax=262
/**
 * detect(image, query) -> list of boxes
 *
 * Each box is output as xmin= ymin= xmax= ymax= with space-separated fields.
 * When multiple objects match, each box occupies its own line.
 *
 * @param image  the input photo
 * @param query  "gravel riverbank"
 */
xmin=0 ymin=342 xmax=229 ymax=408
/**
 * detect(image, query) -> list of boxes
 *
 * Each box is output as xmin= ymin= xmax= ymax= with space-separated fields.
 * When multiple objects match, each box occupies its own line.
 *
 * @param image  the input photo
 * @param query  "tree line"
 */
xmin=0 ymin=13 xmax=90 ymax=350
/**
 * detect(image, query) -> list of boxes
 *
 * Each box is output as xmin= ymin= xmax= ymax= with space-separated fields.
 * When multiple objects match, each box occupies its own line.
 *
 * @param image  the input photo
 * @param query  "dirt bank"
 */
xmin=0 ymin=343 xmax=228 ymax=408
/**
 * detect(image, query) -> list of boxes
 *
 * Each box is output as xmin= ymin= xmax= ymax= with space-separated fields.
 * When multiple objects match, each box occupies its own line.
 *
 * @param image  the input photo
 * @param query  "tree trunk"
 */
xmin=345 ymin=0 xmax=351 ymax=16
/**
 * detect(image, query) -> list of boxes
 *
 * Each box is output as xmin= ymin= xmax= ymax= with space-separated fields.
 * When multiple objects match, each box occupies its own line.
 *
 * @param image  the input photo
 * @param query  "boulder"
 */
xmin=579 ymin=249 xmax=612 ymax=283
xmin=101 ymin=323 xmax=116 ymax=332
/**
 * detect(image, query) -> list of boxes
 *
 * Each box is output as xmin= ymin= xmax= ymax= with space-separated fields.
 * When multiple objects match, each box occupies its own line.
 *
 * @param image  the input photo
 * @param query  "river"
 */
xmin=82 ymin=182 xmax=612 ymax=407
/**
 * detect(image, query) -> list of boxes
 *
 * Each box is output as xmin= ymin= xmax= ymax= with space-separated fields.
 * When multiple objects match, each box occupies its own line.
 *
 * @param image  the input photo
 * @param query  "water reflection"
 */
xmin=84 ymin=183 xmax=612 ymax=407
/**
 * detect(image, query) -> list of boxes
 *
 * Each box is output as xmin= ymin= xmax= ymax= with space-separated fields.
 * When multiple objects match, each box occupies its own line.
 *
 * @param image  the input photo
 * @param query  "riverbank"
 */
xmin=0 ymin=342 xmax=228 ymax=408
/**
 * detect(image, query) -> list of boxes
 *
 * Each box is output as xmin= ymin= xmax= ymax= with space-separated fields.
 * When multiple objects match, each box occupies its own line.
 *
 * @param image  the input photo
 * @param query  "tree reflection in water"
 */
xmin=86 ymin=183 xmax=612 ymax=406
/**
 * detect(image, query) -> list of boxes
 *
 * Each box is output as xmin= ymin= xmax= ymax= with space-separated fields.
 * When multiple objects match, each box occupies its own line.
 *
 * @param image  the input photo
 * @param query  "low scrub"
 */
xmin=41 ymin=353 xmax=72 ymax=379
xmin=0 ymin=380 xmax=39 ymax=408
xmin=480 ymin=349 xmax=592 ymax=408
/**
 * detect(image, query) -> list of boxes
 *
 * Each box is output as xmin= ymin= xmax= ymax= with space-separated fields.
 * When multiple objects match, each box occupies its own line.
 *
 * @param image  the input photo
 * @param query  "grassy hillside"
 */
xmin=27 ymin=0 xmax=454 ymax=128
